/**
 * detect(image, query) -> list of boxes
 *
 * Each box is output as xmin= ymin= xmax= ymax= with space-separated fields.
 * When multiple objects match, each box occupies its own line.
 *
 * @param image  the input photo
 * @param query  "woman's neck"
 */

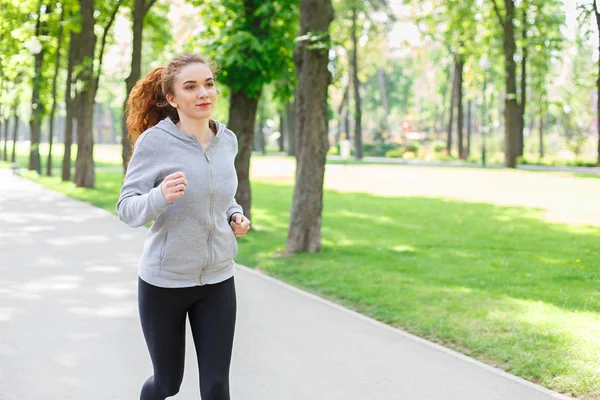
xmin=176 ymin=116 xmax=214 ymax=145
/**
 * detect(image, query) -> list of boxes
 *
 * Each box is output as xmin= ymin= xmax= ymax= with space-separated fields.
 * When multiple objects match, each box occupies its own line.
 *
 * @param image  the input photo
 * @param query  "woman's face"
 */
xmin=167 ymin=62 xmax=217 ymax=121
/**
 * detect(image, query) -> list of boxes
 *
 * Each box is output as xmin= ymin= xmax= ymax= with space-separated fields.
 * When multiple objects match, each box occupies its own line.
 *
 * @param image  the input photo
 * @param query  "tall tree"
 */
xmin=196 ymin=0 xmax=298 ymax=222
xmin=455 ymin=53 xmax=466 ymax=159
xmin=72 ymin=0 xmax=96 ymax=187
xmin=286 ymin=0 xmax=334 ymax=253
xmin=336 ymin=0 xmax=393 ymax=159
xmin=516 ymin=0 xmax=527 ymax=157
xmin=121 ymin=0 xmax=159 ymax=172
xmin=62 ymin=30 xmax=76 ymax=181
xmin=10 ymin=104 xmax=18 ymax=163
xmin=591 ymin=0 xmax=600 ymax=165
xmin=1 ymin=0 xmax=43 ymax=165
xmin=350 ymin=5 xmax=363 ymax=159
xmin=447 ymin=63 xmax=456 ymax=155
xmin=417 ymin=0 xmax=478 ymax=159
xmin=466 ymin=99 xmax=472 ymax=157
xmin=2 ymin=103 xmax=8 ymax=161
xmin=527 ymin=0 xmax=563 ymax=160
xmin=46 ymin=4 xmax=65 ymax=176
xmin=73 ymin=0 xmax=122 ymax=187
xmin=28 ymin=1 xmax=48 ymax=174
xmin=377 ymin=67 xmax=389 ymax=136
xmin=491 ymin=0 xmax=519 ymax=168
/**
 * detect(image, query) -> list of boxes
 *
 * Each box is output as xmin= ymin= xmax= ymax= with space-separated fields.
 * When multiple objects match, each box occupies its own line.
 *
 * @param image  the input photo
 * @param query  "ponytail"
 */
xmin=125 ymin=67 xmax=178 ymax=149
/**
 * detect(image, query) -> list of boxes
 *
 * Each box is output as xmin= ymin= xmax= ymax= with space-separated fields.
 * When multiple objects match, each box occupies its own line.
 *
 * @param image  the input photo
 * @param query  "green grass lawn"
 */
xmin=3 ymin=142 xmax=121 ymax=171
xmin=22 ymin=170 xmax=600 ymax=399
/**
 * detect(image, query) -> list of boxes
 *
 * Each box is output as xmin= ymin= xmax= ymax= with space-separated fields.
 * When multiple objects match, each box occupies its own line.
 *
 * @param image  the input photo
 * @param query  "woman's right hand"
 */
xmin=161 ymin=172 xmax=187 ymax=204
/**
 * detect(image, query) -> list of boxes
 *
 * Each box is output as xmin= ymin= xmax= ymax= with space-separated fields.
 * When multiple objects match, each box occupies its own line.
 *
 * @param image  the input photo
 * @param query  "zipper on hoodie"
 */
xmin=193 ymin=133 xmax=218 ymax=285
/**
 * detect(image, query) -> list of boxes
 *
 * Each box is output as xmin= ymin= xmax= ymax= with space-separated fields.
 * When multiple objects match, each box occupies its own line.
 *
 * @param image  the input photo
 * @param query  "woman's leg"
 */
xmin=188 ymin=277 xmax=237 ymax=400
xmin=138 ymin=278 xmax=188 ymax=400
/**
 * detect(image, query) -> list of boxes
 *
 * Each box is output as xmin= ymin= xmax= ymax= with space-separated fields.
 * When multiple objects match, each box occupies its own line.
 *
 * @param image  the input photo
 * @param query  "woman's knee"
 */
xmin=157 ymin=378 xmax=182 ymax=397
xmin=141 ymin=375 xmax=182 ymax=399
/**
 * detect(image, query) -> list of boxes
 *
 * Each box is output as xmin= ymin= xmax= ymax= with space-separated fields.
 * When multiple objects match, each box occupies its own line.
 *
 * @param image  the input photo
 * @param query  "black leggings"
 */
xmin=138 ymin=276 xmax=236 ymax=400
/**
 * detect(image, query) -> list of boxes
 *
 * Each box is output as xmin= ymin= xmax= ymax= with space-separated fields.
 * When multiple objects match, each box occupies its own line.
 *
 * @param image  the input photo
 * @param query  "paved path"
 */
xmin=0 ymin=170 xmax=574 ymax=399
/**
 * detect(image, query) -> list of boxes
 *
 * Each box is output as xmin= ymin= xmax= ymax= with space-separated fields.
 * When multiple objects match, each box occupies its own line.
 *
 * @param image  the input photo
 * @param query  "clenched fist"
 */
xmin=230 ymin=213 xmax=251 ymax=238
xmin=161 ymin=171 xmax=187 ymax=204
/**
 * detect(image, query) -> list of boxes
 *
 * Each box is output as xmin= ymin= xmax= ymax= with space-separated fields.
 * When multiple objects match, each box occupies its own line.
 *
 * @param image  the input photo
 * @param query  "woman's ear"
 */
xmin=165 ymin=93 xmax=177 ymax=108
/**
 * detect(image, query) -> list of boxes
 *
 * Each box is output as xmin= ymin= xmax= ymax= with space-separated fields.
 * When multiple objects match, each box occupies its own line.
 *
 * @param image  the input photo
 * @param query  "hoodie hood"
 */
xmin=155 ymin=117 xmax=226 ymax=143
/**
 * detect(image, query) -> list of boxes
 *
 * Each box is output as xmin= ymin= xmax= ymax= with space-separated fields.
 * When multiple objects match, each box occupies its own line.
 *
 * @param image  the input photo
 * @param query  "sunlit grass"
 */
xmin=24 ymin=170 xmax=600 ymax=399
xmin=6 ymin=141 xmax=121 ymax=171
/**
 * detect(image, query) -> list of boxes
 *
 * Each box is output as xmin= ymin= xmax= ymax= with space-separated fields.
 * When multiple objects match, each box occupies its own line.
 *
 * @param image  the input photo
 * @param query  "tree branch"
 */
xmin=593 ymin=0 xmax=600 ymax=25
xmin=144 ymin=0 xmax=158 ymax=15
xmin=491 ymin=0 xmax=505 ymax=27
xmin=94 ymin=0 xmax=123 ymax=93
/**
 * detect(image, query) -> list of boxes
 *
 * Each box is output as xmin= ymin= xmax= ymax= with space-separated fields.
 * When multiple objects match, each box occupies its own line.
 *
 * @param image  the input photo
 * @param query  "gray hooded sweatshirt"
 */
xmin=116 ymin=117 xmax=243 ymax=288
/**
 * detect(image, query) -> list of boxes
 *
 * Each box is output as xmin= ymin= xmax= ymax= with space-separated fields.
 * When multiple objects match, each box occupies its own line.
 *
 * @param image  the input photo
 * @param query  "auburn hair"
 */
xmin=125 ymin=54 xmax=219 ymax=149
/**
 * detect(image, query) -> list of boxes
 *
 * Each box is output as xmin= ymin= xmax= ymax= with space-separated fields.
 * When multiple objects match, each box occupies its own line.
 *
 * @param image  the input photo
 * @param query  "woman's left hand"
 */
xmin=230 ymin=213 xmax=251 ymax=238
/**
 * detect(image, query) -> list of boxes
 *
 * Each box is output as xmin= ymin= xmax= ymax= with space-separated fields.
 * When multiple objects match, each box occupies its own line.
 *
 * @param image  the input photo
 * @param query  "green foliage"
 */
xmin=384 ymin=147 xmax=404 ymax=158
xmin=404 ymin=142 xmax=420 ymax=154
xmin=554 ymin=17 xmax=595 ymax=159
xmin=525 ymin=0 xmax=565 ymax=117
xmin=193 ymin=0 xmax=298 ymax=99
xmin=363 ymin=57 xmax=415 ymax=118
xmin=362 ymin=142 xmax=398 ymax=157
xmin=142 ymin=2 xmax=174 ymax=70
xmin=327 ymin=145 xmax=340 ymax=155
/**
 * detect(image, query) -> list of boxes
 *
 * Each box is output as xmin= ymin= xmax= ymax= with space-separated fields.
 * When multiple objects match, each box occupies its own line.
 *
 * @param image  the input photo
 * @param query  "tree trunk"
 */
xmin=122 ymin=0 xmax=146 ymax=172
xmin=11 ymin=107 xmax=18 ymax=163
xmin=74 ymin=0 xmax=97 ymax=187
xmin=517 ymin=4 xmax=527 ymax=158
xmin=493 ymin=0 xmax=518 ymax=167
xmin=595 ymin=2 xmax=600 ymax=165
xmin=539 ymin=93 xmax=544 ymax=158
xmin=351 ymin=6 xmax=363 ymax=160
xmin=285 ymin=0 xmax=333 ymax=254
xmin=286 ymin=99 xmax=296 ymax=156
xmin=29 ymin=3 xmax=45 ymax=174
xmin=229 ymin=90 xmax=260 ymax=223
xmin=438 ymin=65 xmax=452 ymax=138
xmin=344 ymin=107 xmax=351 ymax=144
xmin=377 ymin=67 xmax=389 ymax=135
xmin=456 ymin=56 xmax=465 ymax=159
xmin=0 ymin=114 xmax=3 ymax=161
xmin=466 ymin=99 xmax=472 ymax=158
xmin=278 ymin=111 xmax=285 ymax=152
xmin=0 ymin=110 xmax=3 ymax=161
xmin=495 ymin=0 xmax=519 ymax=168
xmin=336 ymin=83 xmax=349 ymax=144
xmin=47 ymin=6 xmax=65 ymax=176
xmin=62 ymin=33 xmax=76 ymax=181
xmin=2 ymin=117 xmax=8 ymax=161
xmin=254 ymin=96 xmax=266 ymax=155
xmin=447 ymin=57 xmax=457 ymax=156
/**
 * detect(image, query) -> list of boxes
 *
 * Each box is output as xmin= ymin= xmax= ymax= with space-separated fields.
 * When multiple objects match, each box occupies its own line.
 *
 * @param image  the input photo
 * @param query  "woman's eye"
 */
xmin=207 ymin=83 xmax=214 ymax=87
xmin=186 ymin=85 xmax=196 ymax=90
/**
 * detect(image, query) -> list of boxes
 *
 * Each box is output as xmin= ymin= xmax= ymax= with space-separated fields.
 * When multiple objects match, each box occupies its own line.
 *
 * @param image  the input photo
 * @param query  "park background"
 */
xmin=0 ymin=0 xmax=599 ymax=399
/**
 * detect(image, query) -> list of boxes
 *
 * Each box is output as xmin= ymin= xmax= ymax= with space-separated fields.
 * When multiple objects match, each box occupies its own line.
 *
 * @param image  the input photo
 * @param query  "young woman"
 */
xmin=116 ymin=53 xmax=250 ymax=400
